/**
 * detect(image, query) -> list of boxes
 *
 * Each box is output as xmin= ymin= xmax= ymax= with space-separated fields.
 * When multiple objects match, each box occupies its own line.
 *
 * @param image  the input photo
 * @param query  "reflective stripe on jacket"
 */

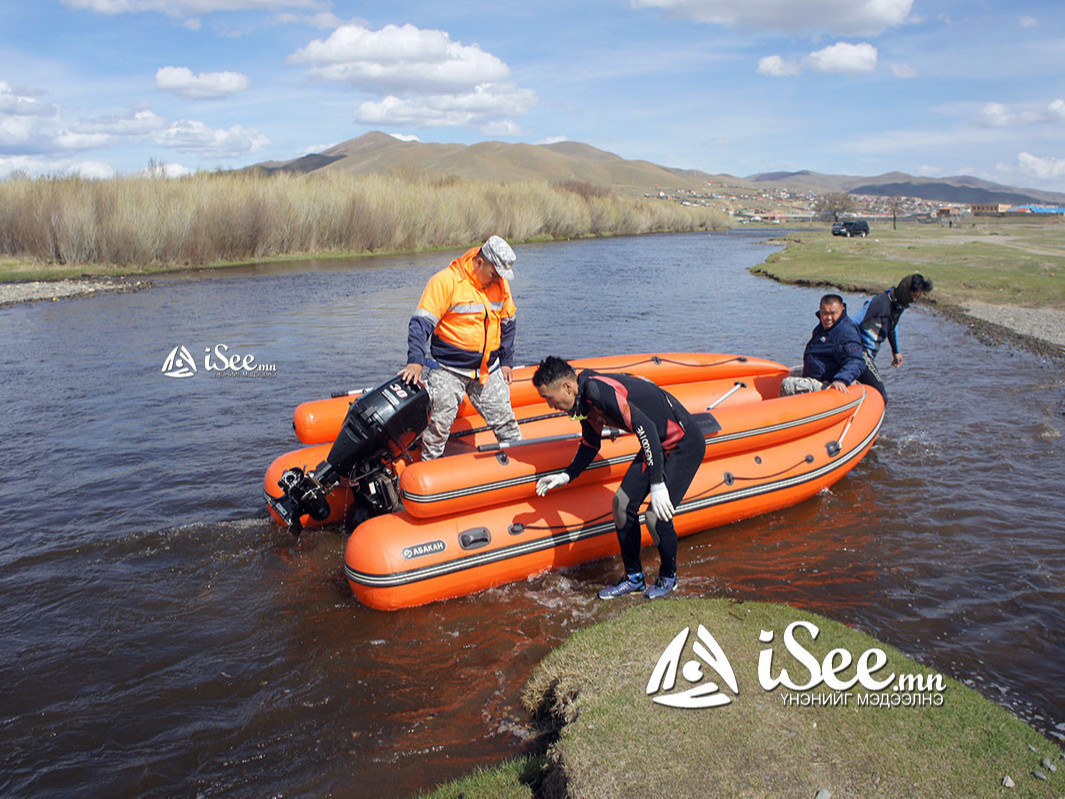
xmin=406 ymin=246 xmax=517 ymax=381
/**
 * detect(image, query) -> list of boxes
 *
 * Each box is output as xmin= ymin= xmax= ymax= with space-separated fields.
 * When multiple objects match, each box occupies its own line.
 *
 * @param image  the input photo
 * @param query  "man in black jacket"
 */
xmin=531 ymin=356 xmax=714 ymax=600
xmin=781 ymin=294 xmax=866 ymax=396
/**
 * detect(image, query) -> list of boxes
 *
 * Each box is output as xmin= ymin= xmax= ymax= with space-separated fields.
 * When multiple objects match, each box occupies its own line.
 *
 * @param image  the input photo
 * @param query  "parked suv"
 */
xmin=831 ymin=220 xmax=869 ymax=237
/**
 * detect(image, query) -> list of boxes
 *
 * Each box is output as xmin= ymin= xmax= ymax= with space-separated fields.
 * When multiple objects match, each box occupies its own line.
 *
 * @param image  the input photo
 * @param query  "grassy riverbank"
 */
xmin=751 ymin=219 xmax=1065 ymax=309
xmin=421 ymin=600 xmax=1063 ymax=798
xmin=0 ymin=170 xmax=726 ymax=279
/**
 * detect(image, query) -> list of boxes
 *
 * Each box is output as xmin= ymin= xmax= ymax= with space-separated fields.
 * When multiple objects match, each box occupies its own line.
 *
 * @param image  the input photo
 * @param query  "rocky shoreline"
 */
xmin=934 ymin=301 xmax=1065 ymax=364
xmin=2 ymin=276 xmax=1062 ymax=364
xmin=0 ymin=277 xmax=151 ymax=306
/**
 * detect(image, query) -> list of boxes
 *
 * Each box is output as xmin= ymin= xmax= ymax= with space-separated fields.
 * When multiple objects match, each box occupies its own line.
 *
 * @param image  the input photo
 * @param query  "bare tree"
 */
xmin=887 ymin=195 xmax=904 ymax=230
xmin=814 ymin=192 xmax=857 ymax=221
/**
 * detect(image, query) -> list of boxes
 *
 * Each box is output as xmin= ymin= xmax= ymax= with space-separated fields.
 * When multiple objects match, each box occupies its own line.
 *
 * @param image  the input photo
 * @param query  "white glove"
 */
xmin=536 ymin=473 xmax=570 ymax=496
xmin=649 ymin=482 xmax=674 ymax=522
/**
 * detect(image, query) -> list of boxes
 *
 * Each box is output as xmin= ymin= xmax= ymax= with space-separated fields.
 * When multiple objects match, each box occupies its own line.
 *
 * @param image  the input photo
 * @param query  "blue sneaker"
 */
xmin=645 ymin=575 xmax=677 ymax=599
xmin=597 ymin=573 xmax=645 ymax=599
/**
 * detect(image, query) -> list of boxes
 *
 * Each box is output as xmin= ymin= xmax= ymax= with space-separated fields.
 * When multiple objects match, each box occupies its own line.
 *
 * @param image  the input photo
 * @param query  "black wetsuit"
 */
xmin=851 ymin=288 xmax=911 ymax=404
xmin=563 ymin=370 xmax=712 ymax=579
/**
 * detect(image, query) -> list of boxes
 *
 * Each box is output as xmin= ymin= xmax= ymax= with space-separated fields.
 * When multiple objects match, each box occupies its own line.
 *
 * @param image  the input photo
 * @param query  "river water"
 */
xmin=1 ymin=230 xmax=1062 ymax=796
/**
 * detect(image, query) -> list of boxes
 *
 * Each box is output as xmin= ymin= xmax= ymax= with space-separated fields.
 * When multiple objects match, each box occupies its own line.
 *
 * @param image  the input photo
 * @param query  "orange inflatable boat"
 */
xmin=262 ymin=353 xmax=884 ymax=610
xmin=291 ymin=352 xmax=785 ymax=444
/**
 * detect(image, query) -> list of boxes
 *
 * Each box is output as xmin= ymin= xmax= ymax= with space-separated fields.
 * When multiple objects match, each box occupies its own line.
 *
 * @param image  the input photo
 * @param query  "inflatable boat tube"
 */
xmin=264 ymin=371 xmax=775 ymax=531
xmin=344 ymin=385 xmax=884 ymax=610
xmin=292 ymin=352 xmax=787 ymax=444
xmin=399 ymin=387 xmax=866 ymax=520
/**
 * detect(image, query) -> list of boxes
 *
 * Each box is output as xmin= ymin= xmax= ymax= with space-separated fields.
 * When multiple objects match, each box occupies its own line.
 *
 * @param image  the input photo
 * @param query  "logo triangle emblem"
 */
xmin=162 ymin=345 xmax=197 ymax=378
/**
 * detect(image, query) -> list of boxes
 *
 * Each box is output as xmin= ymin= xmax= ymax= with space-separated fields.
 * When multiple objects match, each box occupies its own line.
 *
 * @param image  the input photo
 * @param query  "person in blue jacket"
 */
xmin=781 ymin=294 xmax=866 ymax=396
xmin=850 ymin=273 xmax=933 ymax=402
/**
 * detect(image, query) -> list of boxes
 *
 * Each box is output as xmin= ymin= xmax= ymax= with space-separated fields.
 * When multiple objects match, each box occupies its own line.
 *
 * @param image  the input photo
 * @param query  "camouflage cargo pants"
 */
xmin=421 ymin=367 xmax=522 ymax=460
xmin=780 ymin=375 xmax=826 ymax=396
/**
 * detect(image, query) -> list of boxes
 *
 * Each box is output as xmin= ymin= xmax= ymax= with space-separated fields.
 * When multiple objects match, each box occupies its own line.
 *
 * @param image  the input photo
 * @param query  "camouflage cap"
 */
xmin=480 ymin=235 xmax=516 ymax=280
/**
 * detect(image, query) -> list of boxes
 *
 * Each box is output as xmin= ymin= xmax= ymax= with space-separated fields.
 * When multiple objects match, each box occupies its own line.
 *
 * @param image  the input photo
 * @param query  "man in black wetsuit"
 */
xmin=531 ymin=356 xmax=714 ymax=600
xmin=850 ymin=273 xmax=933 ymax=403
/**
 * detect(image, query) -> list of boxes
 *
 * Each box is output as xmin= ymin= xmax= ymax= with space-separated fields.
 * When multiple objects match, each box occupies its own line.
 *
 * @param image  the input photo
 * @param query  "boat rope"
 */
xmin=453 ymin=409 xmax=566 ymax=439
xmin=510 ymin=453 xmax=816 ymax=534
xmin=403 ymin=397 xmax=863 ymax=507
xmin=833 ymin=387 xmax=867 ymax=451
xmin=505 ymin=387 xmax=883 ymax=535
xmin=508 ymin=355 xmax=748 ymax=384
xmin=330 ymin=356 xmax=748 ymax=396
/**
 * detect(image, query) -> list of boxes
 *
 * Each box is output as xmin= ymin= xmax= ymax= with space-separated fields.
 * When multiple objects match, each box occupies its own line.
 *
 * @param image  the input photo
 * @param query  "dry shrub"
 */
xmin=0 ymin=170 xmax=725 ymax=268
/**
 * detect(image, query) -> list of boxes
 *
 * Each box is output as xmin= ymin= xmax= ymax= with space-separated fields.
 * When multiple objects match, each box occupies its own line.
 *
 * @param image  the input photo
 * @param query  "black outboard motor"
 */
xmin=268 ymin=377 xmax=430 ymax=537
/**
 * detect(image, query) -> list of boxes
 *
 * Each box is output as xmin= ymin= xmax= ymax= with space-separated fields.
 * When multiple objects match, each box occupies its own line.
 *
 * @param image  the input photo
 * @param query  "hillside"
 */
xmin=747 ymin=169 xmax=1065 ymax=206
xmin=244 ymin=132 xmax=731 ymax=197
xmin=245 ymin=133 xmax=1065 ymax=208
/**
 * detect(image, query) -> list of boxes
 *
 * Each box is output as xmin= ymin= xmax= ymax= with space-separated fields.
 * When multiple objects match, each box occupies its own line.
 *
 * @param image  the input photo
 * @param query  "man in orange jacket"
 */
xmin=400 ymin=236 xmax=521 ymax=459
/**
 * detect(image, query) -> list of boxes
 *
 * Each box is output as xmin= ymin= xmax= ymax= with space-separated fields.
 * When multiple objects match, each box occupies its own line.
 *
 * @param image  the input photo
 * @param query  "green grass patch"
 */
xmin=509 ymin=599 xmax=1062 ymax=798
xmin=416 ymin=754 xmax=546 ymax=799
xmin=752 ymin=221 xmax=1065 ymax=309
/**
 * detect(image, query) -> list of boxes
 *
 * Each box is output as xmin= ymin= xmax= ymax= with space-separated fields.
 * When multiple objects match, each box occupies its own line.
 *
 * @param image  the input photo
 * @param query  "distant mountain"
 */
xmin=245 ymin=134 xmax=1065 ymax=207
xmin=746 ymin=169 xmax=1065 ymax=206
xmin=244 ymin=132 xmax=723 ymax=196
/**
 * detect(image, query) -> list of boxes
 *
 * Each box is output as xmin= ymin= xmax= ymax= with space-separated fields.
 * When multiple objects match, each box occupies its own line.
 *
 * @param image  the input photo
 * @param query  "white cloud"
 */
xmin=0 ymin=115 xmax=42 ymax=146
xmin=974 ymin=101 xmax=1044 ymax=128
xmin=804 ymin=42 xmax=878 ymax=74
xmin=1015 ymin=152 xmax=1065 ymax=181
xmin=757 ymin=54 xmax=800 ymax=77
xmin=631 ymin=0 xmax=914 ymax=36
xmin=991 ymin=153 xmax=1065 ymax=192
xmin=481 ymin=120 xmax=522 ymax=136
xmin=0 ymin=155 xmax=114 ymax=179
xmin=1047 ymin=99 xmax=1065 ymax=121
xmin=1020 ymin=16 xmax=1038 ymax=28
xmin=288 ymin=22 xmax=535 ymax=134
xmin=154 ymin=119 xmax=269 ymax=156
xmin=891 ymin=63 xmax=918 ymax=79
xmin=288 ymin=23 xmax=510 ymax=94
xmin=156 ymin=66 xmax=251 ymax=99
xmin=73 ymin=109 xmax=168 ymax=135
xmin=0 ymin=82 xmax=58 ymax=117
xmin=388 ymin=132 xmax=421 ymax=142
xmin=354 ymin=84 xmax=536 ymax=133
xmin=535 ymin=136 xmax=569 ymax=145
xmin=52 ymin=109 xmax=170 ymax=150
xmin=759 ymin=44 xmax=881 ymax=78
xmin=915 ymin=165 xmax=944 ymax=177
xmin=55 ymin=131 xmax=115 ymax=150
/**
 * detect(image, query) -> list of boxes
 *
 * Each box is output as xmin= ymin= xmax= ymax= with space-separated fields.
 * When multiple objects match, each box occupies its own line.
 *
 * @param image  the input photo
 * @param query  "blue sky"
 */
xmin=3 ymin=1 xmax=1065 ymax=191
